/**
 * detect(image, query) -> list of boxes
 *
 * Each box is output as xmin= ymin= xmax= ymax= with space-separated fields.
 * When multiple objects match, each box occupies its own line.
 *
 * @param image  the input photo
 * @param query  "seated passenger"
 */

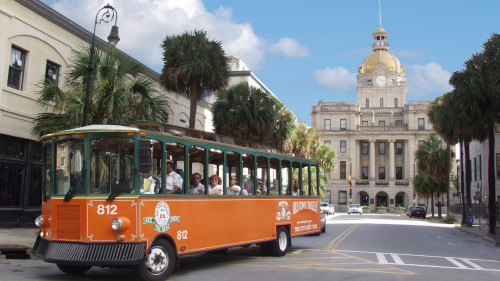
xmin=256 ymin=179 xmax=267 ymax=195
xmin=166 ymin=162 xmax=183 ymax=194
xmin=208 ymin=174 xmax=223 ymax=195
xmin=292 ymin=178 xmax=300 ymax=196
xmin=241 ymin=180 xmax=254 ymax=196
xmin=189 ymin=173 xmax=205 ymax=194
xmin=270 ymin=179 xmax=279 ymax=195
xmin=227 ymin=175 xmax=241 ymax=195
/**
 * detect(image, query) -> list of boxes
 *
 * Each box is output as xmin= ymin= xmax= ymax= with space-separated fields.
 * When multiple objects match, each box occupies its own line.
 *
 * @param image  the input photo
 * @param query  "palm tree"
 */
xmin=428 ymin=92 xmax=459 ymax=219
xmin=284 ymin=124 xmax=321 ymax=159
xmin=414 ymin=173 xmax=435 ymax=215
xmin=482 ymin=33 xmax=499 ymax=234
xmin=33 ymin=47 xmax=169 ymax=137
xmin=415 ymin=133 xmax=450 ymax=218
xmin=212 ymin=82 xmax=295 ymax=150
xmin=160 ymin=30 xmax=230 ymax=129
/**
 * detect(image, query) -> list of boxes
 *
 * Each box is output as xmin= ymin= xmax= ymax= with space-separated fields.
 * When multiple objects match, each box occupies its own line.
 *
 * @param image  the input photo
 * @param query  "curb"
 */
xmin=455 ymin=226 xmax=500 ymax=247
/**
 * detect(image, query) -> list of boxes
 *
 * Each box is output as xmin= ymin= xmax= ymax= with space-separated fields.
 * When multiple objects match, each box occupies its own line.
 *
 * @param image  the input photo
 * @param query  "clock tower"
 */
xmin=356 ymin=26 xmax=406 ymax=109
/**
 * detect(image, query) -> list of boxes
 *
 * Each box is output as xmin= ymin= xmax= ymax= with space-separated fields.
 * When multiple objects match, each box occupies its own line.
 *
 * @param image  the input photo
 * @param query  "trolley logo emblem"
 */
xmin=276 ymin=201 xmax=291 ymax=221
xmin=143 ymin=201 xmax=180 ymax=232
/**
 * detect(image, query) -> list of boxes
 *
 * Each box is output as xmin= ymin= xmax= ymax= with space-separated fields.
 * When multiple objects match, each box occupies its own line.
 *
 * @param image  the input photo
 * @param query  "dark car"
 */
xmin=406 ymin=206 xmax=426 ymax=218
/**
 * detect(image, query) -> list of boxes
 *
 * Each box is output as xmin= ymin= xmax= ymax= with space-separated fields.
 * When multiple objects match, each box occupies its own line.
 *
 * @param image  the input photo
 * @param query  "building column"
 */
xmin=369 ymin=140 xmax=376 ymax=180
xmin=389 ymin=140 xmax=395 ymax=180
xmin=351 ymin=139 xmax=358 ymax=179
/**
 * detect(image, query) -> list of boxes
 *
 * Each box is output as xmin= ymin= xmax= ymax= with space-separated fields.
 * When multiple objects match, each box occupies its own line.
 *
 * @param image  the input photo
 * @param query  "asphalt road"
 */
xmin=1 ymin=214 xmax=499 ymax=281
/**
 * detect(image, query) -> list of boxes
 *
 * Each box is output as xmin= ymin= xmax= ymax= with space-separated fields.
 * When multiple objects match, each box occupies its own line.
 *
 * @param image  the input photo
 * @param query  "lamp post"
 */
xmin=413 ymin=159 xmax=416 ymax=206
xmin=82 ymin=4 xmax=120 ymax=127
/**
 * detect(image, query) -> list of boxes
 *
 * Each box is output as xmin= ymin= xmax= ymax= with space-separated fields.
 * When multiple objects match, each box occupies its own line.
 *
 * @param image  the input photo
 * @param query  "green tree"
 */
xmin=161 ymin=30 xmax=230 ymax=129
xmin=212 ymin=82 xmax=295 ymax=150
xmin=482 ymin=33 xmax=500 ymax=234
xmin=415 ymin=133 xmax=450 ymax=218
xmin=33 ymin=47 xmax=169 ymax=137
xmin=428 ymin=92 xmax=459 ymax=219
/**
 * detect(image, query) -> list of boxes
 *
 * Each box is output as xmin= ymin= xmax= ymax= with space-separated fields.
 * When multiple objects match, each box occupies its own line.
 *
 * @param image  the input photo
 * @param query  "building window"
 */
xmin=496 ymin=153 xmax=500 ymax=178
xmin=45 ymin=60 xmax=60 ymax=86
xmin=340 ymin=141 xmax=346 ymax=153
xmin=340 ymin=161 xmax=346 ymax=180
xmin=324 ymin=119 xmax=331 ymax=131
xmin=396 ymin=120 xmax=403 ymax=127
xmin=396 ymin=167 xmax=403 ymax=180
xmin=362 ymin=121 xmax=368 ymax=127
xmin=361 ymin=142 xmax=368 ymax=154
xmin=380 ymin=98 xmax=384 ymax=108
xmin=379 ymin=142 xmax=385 ymax=154
xmin=324 ymin=140 xmax=331 ymax=146
xmin=418 ymin=118 xmax=425 ymax=130
xmin=339 ymin=191 xmax=347 ymax=204
xmin=366 ymin=98 xmax=370 ymax=108
xmin=379 ymin=120 xmax=385 ymax=127
xmin=418 ymin=140 xmax=425 ymax=146
xmin=394 ymin=98 xmax=398 ymax=108
xmin=379 ymin=167 xmax=386 ymax=180
xmin=396 ymin=142 xmax=403 ymax=154
xmin=7 ymin=46 xmax=26 ymax=90
xmin=362 ymin=166 xmax=368 ymax=179
xmin=340 ymin=119 xmax=347 ymax=131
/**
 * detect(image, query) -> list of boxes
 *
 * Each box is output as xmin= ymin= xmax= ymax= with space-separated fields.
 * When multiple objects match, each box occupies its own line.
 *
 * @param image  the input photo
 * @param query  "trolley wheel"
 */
xmin=137 ymin=239 xmax=176 ymax=281
xmin=56 ymin=264 xmax=91 ymax=275
xmin=270 ymin=226 xmax=290 ymax=257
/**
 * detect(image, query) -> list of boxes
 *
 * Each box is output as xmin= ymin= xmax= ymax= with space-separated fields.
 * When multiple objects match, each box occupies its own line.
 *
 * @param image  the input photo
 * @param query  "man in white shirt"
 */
xmin=227 ymin=175 xmax=241 ymax=196
xmin=189 ymin=173 xmax=205 ymax=194
xmin=166 ymin=162 xmax=183 ymax=194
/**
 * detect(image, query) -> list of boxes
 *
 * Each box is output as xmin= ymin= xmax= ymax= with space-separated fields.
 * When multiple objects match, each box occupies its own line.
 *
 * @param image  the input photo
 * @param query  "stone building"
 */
xmin=311 ymin=26 xmax=434 ymax=212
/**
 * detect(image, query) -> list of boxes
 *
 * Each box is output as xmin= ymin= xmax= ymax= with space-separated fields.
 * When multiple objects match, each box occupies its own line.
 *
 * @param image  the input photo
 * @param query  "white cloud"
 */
xmin=314 ymin=66 xmax=357 ymax=93
xmin=46 ymin=0 xmax=266 ymax=70
xmin=406 ymin=62 xmax=453 ymax=97
xmin=270 ymin=38 xmax=310 ymax=58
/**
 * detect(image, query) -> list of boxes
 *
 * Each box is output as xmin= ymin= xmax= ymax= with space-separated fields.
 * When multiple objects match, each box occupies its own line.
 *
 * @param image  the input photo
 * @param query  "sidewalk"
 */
xmin=0 ymin=228 xmax=38 ymax=258
xmin=456 ymin=223 xmax=500 ymax=247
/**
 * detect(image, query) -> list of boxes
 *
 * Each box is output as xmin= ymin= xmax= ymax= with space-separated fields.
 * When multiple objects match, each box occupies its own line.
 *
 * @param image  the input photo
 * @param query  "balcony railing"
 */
xmin=357 ymin=125 xmax=408 ymax=132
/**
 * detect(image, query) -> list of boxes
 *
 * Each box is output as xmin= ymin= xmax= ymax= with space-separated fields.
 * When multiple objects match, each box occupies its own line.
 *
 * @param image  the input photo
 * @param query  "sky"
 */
xmin=41 ymin=0 xmax=499 ymax=125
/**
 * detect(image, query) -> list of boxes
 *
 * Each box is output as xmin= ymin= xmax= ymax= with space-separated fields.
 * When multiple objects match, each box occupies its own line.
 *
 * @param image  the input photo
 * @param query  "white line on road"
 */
xmin=445 ymin=257 xmax=468 ymax=269
xmin=390 ymin=254 xmax=404 ymax=265
xmin=460 ymin=258 xmax=484 ymax=270
xmin=376 ymin=253 xmax=388 ymax=264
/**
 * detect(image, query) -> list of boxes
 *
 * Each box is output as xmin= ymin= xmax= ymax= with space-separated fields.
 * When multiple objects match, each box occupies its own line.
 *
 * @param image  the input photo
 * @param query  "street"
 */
xmin=1 ymin=214 xmax=499 ymax=281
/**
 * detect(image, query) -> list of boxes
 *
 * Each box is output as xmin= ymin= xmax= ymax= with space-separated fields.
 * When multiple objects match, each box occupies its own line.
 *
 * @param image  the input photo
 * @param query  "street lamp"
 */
xmin=413 ymin=159 xmax=416 ymax=206
xmin=82 ymin=4 xmax=120 ymax=127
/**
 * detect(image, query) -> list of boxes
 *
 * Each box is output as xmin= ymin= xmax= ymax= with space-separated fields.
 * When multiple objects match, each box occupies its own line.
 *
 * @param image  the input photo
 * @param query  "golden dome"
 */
xmin=358 ymin=51 xmax=403 ymax=74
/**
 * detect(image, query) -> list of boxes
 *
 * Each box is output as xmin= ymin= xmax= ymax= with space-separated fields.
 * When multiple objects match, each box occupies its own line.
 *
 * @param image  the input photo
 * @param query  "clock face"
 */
xmin=376 ymin=75 xmax=386 ymax=86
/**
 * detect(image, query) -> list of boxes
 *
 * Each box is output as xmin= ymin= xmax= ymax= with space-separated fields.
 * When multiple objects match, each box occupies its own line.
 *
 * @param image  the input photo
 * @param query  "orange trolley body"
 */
xmin=39 ymin=196 xmax=320 ymax=253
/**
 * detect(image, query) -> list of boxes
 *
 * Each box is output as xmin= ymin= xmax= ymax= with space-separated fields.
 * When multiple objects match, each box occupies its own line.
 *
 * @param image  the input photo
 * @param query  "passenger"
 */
xmin=241 ymin=180 xmax=253 ymax=196
xmin=166 ymin=162 xmax=183 ymax=194
xmin=188 ymin=173 xmax=205 ymax=194
xmin=292 ymin=178 xmax=300 ymax=196
xmin=256 ymin=179 xmax=267 ymax=195
xmin=208 ymin=174 xmax=223 ymax=195
xmin=270 ymin=179 xmax=279 ymax=195
xmin=227 ymin=175 xmax=241 ymax=195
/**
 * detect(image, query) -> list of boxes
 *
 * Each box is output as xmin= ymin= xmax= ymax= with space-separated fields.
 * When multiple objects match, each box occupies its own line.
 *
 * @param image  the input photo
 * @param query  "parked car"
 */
xmin=347 ymin=204 xmax=363 ymax=215
xmin=320 ymin=202 xmax=335 ymax=215
xmin=406 ymin=206 xmax=426 ymax=218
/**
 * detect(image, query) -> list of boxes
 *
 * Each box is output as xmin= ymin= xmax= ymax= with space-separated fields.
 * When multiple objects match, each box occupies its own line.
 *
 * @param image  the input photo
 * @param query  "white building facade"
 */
xmin=311 ymin=26 xmax=434 ymax=212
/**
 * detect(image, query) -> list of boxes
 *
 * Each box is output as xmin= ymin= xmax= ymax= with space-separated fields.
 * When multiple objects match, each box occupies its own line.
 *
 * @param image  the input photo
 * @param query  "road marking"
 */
xmin=460 ymin=258 xmax=483 ymax=270
xmin=390 ymin=254 xmax=404 ymax=265
xmin=445 ymin=257 xmax=468 ymax=269
xmin=376 ymin=253 xmax=388 ymax=264
xmin=323 ymin=224 xmax=361 ymax=251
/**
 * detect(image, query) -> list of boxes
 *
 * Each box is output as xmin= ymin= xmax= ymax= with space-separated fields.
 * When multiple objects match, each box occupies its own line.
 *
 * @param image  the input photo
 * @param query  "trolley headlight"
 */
xmin=35 ymin=216 xmax=43 ymax=228
xmin=111 ymin=218 xmax=122 ymax=231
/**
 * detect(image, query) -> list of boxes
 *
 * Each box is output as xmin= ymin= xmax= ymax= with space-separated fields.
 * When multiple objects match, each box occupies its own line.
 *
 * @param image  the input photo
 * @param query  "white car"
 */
xmin=320 ymin=202 xmax=335 ymax=215
xmin=348 ymin=204 xmax=363 ymax=215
